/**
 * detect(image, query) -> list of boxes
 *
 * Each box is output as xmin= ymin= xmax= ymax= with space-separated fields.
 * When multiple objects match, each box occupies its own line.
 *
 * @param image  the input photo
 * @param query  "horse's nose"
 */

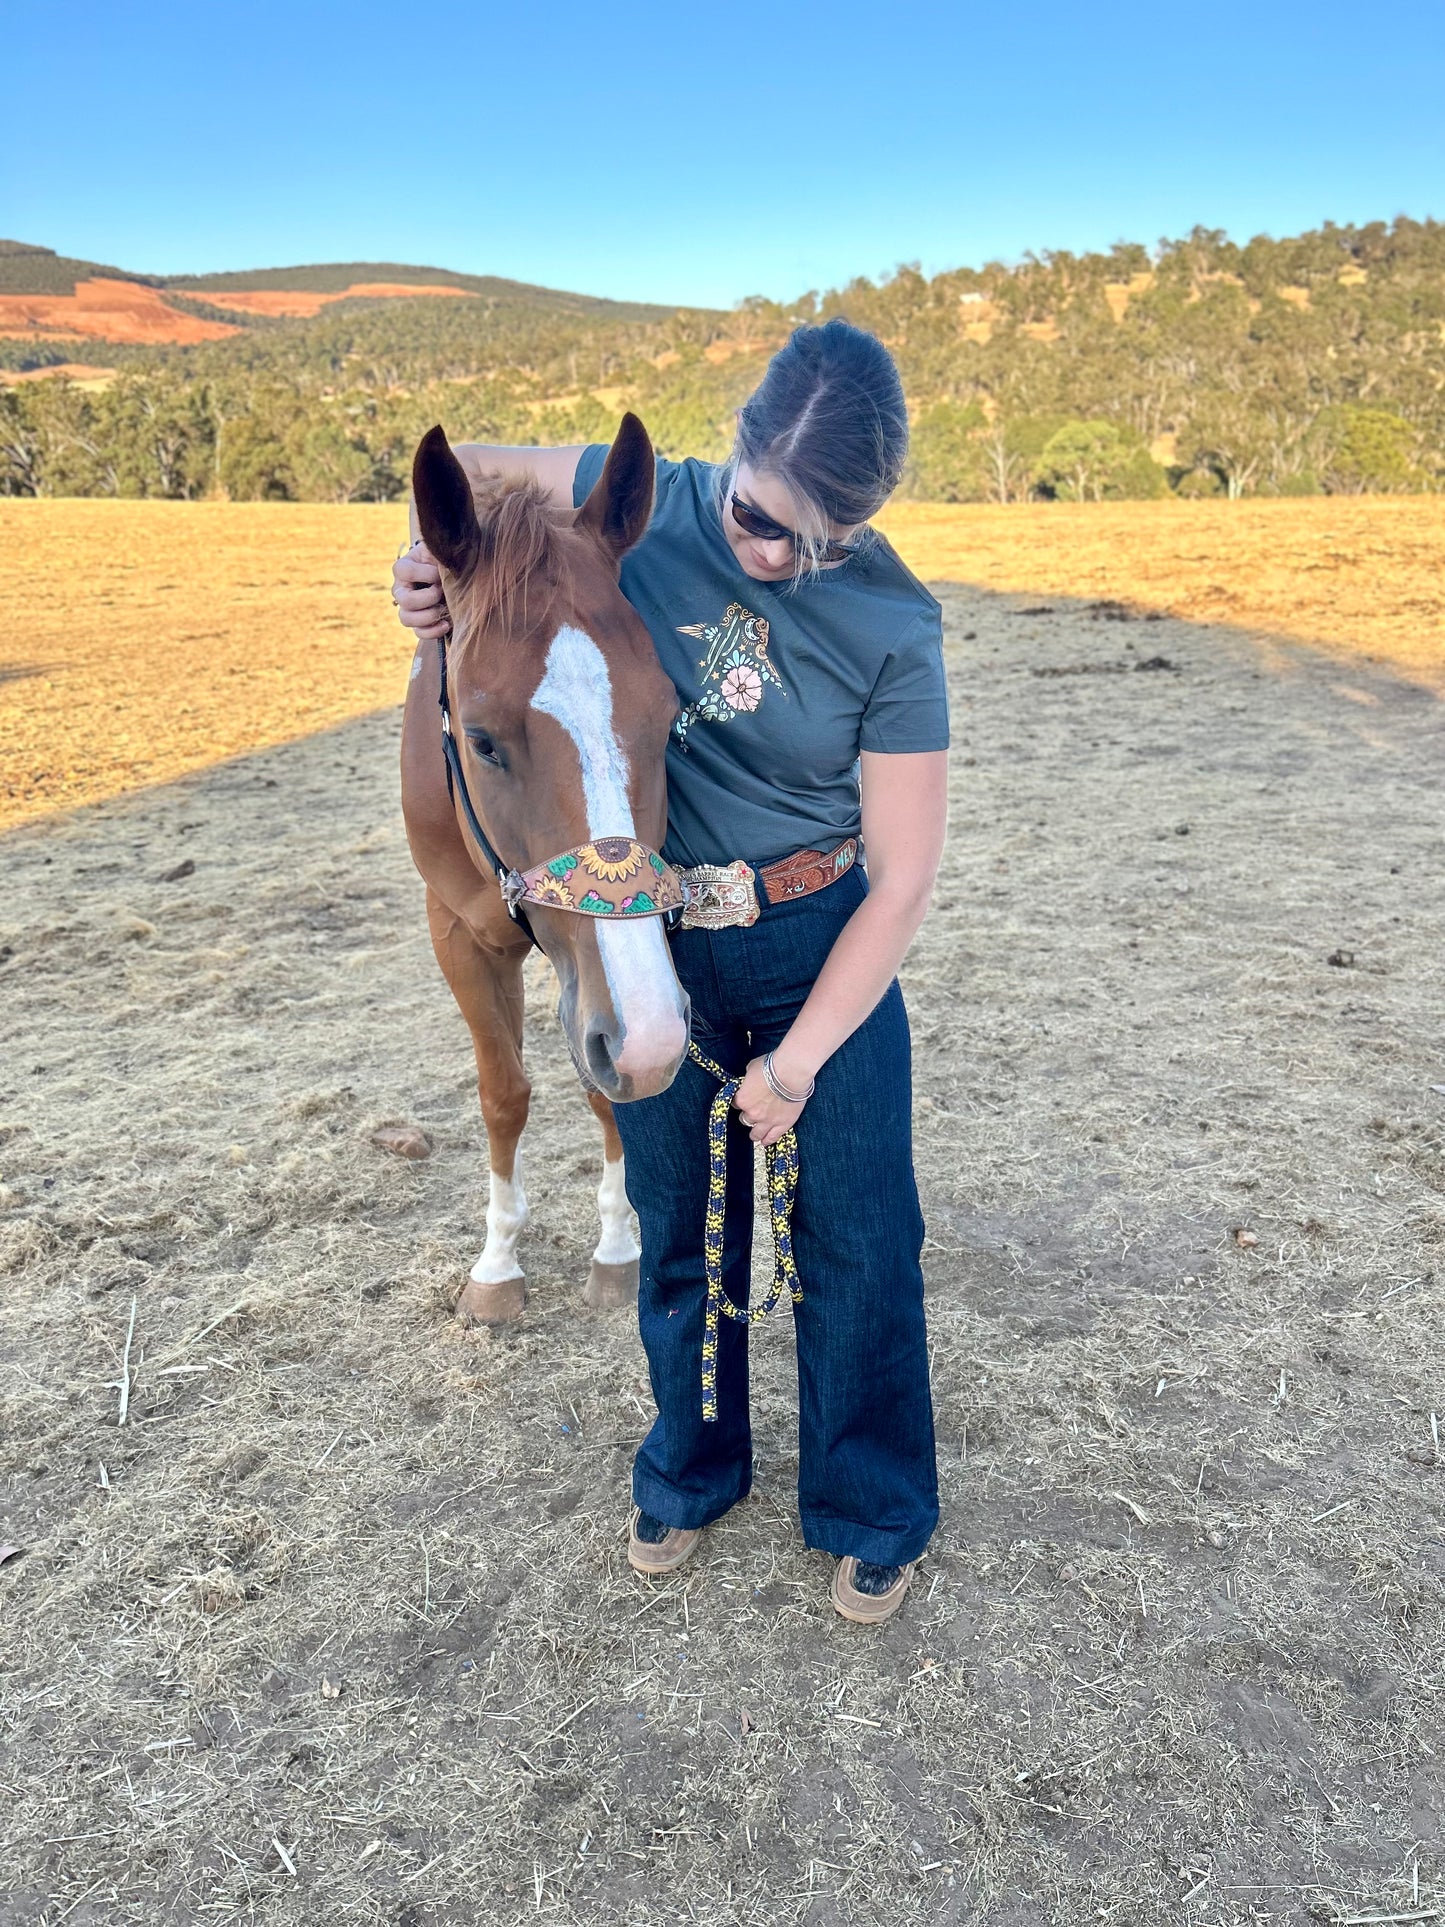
xmin=585 ymin=999 xmax=689 ymax=1100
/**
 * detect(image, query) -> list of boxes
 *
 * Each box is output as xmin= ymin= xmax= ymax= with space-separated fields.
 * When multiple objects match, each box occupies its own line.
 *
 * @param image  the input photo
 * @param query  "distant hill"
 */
xmin=0 ymin=243 xmax=244 ymax=347
xmin=2 ymin=217 xmax=1439 ymax=505
xmin=164 ymin=259 xmax=669 ymax=320
xmin=0 ymin=240 xmax=674 ymax=344
xmin=0 ymin=239 xmax=159 ymax=295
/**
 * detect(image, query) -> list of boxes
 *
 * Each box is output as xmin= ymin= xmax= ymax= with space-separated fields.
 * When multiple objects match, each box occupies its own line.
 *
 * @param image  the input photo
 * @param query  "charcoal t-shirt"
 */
xmin=572 ymin=447 xmax=949 ymax=870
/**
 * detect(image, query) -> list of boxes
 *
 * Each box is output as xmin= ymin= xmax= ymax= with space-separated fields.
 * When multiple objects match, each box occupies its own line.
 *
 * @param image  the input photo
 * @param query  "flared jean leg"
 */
xmin=610 ymin=869 xmax=939 ymax=1566
xmin=755 ymin=979 xmax=939 ymax=1566
xmin=612 ymin=1028 xmax=757 ymax=1530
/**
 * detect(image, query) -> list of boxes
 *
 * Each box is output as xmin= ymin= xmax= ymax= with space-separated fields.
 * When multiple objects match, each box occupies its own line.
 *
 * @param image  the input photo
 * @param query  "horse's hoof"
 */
xmin=457 ymin=1274 xmax=526 ymax=1324
xmin=584 ymin=1257 xmax=639 ymax=1310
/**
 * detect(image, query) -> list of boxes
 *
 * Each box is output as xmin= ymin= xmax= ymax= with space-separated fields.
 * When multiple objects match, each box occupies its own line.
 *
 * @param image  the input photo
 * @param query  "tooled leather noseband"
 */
xmin=436 ymin=634 xmax=685 ymax=949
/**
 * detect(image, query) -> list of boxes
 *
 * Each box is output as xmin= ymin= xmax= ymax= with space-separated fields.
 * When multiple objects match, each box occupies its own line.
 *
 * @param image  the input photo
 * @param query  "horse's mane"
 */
xmin=452 ymin=476 xmax=571 ymax=647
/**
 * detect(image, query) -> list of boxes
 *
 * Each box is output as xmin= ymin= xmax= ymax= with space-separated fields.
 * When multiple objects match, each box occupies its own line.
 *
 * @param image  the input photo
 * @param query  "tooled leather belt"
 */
xmin=677 ymin=838 xmax=859 ymax=931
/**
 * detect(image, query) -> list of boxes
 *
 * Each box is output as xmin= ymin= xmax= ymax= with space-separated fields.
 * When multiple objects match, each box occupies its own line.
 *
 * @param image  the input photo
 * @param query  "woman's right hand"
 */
xmin=392 ymin=539 xmax=450 ymax=639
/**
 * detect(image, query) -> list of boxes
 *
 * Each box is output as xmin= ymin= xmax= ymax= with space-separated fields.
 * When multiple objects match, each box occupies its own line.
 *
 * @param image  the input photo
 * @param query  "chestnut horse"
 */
xmin=400 ymin=415 xmax=689 ymax=1323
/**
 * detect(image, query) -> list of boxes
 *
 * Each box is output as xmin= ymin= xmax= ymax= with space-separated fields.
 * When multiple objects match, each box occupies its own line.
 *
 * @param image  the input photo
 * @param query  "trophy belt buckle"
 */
xmin=679 ymin=860 xmax=760 ymax=930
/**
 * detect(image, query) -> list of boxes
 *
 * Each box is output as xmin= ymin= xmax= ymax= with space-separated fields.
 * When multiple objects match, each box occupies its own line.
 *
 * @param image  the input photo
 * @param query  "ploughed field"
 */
xmin=1 ymin=499 xmax=1442 ymax=1925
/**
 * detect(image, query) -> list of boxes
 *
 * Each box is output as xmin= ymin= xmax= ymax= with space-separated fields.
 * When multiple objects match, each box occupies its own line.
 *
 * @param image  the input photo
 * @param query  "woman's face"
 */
xmin=723 ymin=462 xmax=862 ymax=582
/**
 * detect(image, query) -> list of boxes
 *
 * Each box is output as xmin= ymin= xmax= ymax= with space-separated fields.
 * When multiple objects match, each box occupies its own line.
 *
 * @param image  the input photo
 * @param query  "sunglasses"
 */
xmin=730 ymin=493 xmax=857 ymax=564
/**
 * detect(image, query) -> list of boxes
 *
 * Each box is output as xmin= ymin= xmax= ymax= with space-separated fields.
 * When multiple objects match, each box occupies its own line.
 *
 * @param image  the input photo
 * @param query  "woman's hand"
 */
xmin=731 ymin=1057 xmax=806 ymax=1147
xmin=392 ymin=539 xmax=450 ymax=639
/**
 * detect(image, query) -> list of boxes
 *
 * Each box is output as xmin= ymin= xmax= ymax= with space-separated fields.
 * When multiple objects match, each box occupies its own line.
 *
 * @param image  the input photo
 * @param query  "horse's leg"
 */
xmin=426 ymin=888 xmax=531 ymax=1324
xmin=582 ymin=1090 xmax=641 ymax=1310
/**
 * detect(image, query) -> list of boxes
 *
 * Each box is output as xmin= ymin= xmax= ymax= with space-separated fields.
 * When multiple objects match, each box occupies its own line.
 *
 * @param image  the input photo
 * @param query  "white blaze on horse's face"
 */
xmin=531 ymin=624 xmax=689 ymax=1092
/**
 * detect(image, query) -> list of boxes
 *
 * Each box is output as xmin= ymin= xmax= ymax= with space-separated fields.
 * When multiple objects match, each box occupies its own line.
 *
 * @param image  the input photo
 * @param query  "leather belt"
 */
xmin=678 ymin=838 xmax=859 ymax=930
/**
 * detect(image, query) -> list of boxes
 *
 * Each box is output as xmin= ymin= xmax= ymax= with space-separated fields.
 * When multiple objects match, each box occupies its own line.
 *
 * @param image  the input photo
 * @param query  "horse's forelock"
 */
xmin=452 ymin=477 xmax=572 ymax=651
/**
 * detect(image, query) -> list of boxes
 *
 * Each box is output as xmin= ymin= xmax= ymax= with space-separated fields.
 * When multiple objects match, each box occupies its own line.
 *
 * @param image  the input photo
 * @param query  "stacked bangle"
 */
xmin=763 ymin=1052 xmax=815 ymax=1105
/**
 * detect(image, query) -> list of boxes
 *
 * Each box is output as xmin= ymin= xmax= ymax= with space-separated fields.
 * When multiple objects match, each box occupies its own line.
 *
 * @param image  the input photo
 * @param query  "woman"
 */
xmin=393 ymin=320 xmax=949 ymax=1625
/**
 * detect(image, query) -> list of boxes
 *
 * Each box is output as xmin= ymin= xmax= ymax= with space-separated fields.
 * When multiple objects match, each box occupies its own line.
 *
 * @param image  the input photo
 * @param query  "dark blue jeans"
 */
xmin=613 ymin=866 xmax=939 ymax=1567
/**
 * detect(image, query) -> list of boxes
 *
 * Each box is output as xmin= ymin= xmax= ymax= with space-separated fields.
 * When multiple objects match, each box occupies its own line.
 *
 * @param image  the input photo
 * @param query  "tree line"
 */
xmin=2 ymin=217 xmax=1439 ymax=504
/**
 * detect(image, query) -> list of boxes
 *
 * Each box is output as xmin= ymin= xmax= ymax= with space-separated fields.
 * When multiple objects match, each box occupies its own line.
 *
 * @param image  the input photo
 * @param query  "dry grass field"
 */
xmin=1 ymin=498 xmax=1443 ymax=1926
xmin=3 ymin=496 xmax=1444 ymax=834
xmin=0 ymin=501 xmax=408 ymax=831
xmin=874 ymin=496 xmax=1445 ymax=695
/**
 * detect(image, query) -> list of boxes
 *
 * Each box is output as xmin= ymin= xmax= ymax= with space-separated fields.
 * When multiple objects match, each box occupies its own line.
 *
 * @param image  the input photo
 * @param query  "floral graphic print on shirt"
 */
xmin=673 ymin=603 xmax=787 ymax=749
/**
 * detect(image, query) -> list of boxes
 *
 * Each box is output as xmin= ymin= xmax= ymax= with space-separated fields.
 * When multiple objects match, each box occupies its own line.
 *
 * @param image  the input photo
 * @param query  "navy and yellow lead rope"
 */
xmin=687 ymin=1041 xmax=803 ymax=1424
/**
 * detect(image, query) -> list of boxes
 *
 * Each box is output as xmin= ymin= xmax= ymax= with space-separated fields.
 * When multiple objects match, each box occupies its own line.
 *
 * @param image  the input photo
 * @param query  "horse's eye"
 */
xmin=465 ymin=728 xmax=501 ymax=766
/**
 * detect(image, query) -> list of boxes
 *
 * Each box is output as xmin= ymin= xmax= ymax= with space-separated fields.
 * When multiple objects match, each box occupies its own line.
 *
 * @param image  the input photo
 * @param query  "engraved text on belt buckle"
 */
xmin=680 ymin=860 xmax=760 ymax=930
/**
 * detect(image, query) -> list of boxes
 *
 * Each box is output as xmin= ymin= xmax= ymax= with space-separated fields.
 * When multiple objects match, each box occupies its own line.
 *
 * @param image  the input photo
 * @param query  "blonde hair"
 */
xmin=716 ymin=318 xmax=908 ymax=583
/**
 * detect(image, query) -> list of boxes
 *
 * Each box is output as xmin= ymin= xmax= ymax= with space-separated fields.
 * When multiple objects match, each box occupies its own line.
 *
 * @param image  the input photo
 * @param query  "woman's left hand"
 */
xmin=731 ymin=1057 xmax=806 ymax=1147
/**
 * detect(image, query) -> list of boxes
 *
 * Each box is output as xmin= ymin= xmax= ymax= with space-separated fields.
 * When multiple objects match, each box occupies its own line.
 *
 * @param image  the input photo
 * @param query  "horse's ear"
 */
xmin=575 ymin=412 xmax=655 ymax=563
xmin=412 ymin=425 xmax=482 ymax=575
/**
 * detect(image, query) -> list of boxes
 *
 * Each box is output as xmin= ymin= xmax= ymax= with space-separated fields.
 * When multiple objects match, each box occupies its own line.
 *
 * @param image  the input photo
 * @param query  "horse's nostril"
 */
xmin=584 ymin=1027 xmax=618 ymax=1087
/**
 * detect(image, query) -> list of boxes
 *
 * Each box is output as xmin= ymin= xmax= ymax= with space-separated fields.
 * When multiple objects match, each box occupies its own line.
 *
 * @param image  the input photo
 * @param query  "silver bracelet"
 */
xmin=763 ymin=1051 xmax=815 ymax=1105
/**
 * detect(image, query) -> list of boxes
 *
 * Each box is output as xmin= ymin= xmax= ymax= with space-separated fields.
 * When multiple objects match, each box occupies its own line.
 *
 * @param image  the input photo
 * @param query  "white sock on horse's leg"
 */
xmin=584 ymin=1154 xmax=639 ymax=1309
xmin=592 ymin=1154 xmax=639 ymax=1268
xmin=471 ymin=1149 xmax=529 ymax=1284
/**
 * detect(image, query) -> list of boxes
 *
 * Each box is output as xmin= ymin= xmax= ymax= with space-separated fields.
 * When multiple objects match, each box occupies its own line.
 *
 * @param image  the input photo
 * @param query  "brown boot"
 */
xmin=626 ymin=1506 xmax=701 ymax=1576
xmin=831 ymin=1556 xmax=915 ymax=1624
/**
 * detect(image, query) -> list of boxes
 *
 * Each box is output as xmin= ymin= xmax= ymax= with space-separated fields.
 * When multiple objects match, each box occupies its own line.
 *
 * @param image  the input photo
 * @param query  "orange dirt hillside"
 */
xmin=176 ymin=283 xmax=480 ymax=318
xmin=876 ymin=495 xmax=1445 ymax=692
xmin=0 ymin=278 xmax=242 ymax=345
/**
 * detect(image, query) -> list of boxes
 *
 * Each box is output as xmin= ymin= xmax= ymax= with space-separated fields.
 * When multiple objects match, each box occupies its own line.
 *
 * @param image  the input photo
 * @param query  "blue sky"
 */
xmin=5 ymin=0 xmax=1442 ymax=309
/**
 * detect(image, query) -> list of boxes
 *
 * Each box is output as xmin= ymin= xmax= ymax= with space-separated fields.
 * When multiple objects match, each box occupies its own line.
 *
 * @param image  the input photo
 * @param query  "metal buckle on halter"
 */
xmin=679 ymin=860 xmax=760 ymax=930
xmin=499 ymin=870 xmax=528 ymax=916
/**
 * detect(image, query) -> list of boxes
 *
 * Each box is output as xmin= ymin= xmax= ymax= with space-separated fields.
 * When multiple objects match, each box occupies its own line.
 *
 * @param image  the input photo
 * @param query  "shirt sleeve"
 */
xmin=572 ymin=443 xmax=610 ymax=508
xmin=859 ymin=608 xmax=951 ymax=753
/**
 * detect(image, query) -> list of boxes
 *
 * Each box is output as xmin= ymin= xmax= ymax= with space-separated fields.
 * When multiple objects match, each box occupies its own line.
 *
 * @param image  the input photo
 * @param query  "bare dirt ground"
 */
xmin=1 ymin=507 xmax=1443 ymax=1925
xmin=0 ymin=279 xmax=243 ymax=347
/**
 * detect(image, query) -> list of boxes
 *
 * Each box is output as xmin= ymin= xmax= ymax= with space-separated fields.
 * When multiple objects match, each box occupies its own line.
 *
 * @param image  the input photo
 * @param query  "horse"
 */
xmin=400 ymin=414 xmax=690 ymax=1324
